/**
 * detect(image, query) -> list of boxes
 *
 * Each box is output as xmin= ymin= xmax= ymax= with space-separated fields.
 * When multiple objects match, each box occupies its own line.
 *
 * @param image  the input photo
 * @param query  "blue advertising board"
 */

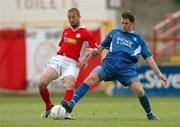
xmin=110 ymin=66 xmax=180 ymax=96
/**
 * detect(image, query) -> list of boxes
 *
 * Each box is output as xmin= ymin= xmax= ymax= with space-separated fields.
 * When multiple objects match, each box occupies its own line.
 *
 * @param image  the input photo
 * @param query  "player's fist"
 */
xmin=84 ymin=48 xmax=93 ymax=56
xmin=159 ymin=74 xmax=167 ymax=85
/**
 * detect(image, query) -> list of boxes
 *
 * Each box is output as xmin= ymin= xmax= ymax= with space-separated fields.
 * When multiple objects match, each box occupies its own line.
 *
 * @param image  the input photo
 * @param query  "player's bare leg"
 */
xmin=38 ymin=66 xmax=58 ymax=118
xmin=61 ymin=75 xmax=76 ymax=119
xmin=63 ymin=76 xmax=75 ymax=102
xmin=131 ymin=82 xmax=160 ymax=120
xmin=61 ymin=72 xmax=100 ymax=114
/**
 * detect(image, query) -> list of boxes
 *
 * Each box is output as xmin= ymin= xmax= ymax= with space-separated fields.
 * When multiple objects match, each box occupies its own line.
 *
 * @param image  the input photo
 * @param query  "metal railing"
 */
xmin=153 ymin=10 xmax=180 ymax=61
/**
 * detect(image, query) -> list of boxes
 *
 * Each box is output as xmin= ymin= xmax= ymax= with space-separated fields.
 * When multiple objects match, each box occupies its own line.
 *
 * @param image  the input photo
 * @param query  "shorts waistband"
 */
xmin=56 ymin=54 xmax=77 ymax=63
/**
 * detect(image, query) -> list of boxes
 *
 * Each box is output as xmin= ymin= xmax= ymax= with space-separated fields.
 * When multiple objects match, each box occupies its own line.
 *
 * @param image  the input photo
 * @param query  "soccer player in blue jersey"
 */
xmin=60 ymin=11 xmax=167 ymax=120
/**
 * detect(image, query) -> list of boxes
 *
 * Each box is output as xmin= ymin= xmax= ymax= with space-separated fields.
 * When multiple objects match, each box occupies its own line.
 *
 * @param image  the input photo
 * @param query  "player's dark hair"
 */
xmin=68 ymin=8 xmax=81 ymax=17
xmin=122 ymin=11 xmax=135 ymax=22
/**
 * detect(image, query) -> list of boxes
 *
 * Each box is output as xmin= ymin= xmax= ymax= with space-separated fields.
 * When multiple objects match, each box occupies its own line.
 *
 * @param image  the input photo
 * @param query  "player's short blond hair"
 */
xmin=68 ymin=8 xmax=81 ymax=17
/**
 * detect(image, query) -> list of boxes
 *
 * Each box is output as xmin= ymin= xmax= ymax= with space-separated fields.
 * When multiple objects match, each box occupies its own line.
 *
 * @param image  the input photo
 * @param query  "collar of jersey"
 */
xmin=129 ymin=31 xmax=135 ymax=33
xmin=70 ymin=25 xmax=86 ymax=31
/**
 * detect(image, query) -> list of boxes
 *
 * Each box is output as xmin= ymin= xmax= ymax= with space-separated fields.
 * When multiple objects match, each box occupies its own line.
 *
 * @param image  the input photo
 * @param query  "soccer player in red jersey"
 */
xmin=38 ymin=8 xmax=98 ymax=119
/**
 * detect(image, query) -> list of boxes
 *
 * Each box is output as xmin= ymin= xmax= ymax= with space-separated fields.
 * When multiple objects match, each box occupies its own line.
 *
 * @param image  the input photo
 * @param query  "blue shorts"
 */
xmin=92 ymin=65 xmax=139 ymax=87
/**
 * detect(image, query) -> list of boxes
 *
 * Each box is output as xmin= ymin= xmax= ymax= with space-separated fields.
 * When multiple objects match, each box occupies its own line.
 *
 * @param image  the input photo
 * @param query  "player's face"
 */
xmin=68 ymin=11 xmax=80 ymax=29
xmin=121 ymin=18 xmax=134 ymax=32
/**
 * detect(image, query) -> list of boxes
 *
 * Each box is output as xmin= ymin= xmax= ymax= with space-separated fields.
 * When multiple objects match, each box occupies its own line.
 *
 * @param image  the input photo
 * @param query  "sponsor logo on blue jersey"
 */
xmin=116 ymin=37 xmax=133 ymax=48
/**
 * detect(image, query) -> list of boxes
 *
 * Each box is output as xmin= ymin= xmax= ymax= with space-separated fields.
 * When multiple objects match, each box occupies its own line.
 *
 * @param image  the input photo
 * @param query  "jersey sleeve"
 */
xmin=140 ymin=37 xmax=152 ymax=59
xmin=101 ymin=31 xmax=112 ymax=49
xmin=84 ymin=29 xmax=98 ymax=48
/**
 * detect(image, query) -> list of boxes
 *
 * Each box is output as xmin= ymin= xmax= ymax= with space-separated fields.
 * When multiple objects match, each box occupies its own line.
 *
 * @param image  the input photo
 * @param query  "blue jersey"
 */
xmin=99 ymin=28 xmax=152 ymax=81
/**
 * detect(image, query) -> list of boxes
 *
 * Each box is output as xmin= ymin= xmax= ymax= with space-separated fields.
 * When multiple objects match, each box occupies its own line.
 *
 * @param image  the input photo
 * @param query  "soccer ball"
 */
xmin=51 ymin=105 xmax=66 ymax=120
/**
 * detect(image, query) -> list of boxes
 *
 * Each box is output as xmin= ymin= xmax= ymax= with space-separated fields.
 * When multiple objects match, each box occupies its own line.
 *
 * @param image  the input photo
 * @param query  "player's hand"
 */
xmin=77 ymin=48 xmax=94 ymax=69
xmin=159 ymin=74 xmax=167 ymax=85
xmin=77 ymin=61 xmax=88 ymax=68
xmin=84 ymin=48 xmax=93 ymax=56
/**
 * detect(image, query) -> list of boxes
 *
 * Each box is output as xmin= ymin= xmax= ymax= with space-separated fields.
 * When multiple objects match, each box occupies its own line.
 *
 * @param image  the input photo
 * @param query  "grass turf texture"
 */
xmin=0 ymin=92 xmax=179 ymax=127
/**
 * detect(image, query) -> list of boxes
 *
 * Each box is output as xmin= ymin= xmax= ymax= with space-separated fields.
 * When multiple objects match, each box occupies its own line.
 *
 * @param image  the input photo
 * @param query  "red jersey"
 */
xmin=57 ymin=26 xmax=98 ymax=61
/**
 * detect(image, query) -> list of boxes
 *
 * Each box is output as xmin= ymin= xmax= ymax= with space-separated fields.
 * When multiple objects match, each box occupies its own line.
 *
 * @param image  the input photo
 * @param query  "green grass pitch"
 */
xmin=0 ymin=92 xmax=179 ymax=127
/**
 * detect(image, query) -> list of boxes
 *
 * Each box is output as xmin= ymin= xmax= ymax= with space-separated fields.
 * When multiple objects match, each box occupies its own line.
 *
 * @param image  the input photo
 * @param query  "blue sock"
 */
xmin=138 ymin=94 xmax=151 ymax=114
xmin=71 ymin=83 xmax=90 ymax=105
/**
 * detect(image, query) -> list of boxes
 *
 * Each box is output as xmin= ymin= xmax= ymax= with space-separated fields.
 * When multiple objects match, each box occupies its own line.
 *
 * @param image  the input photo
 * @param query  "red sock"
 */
xmin=64 ymin=90 xmax=74 ymax=102
xmin=39 ymin=88 xmax=53 ymax=111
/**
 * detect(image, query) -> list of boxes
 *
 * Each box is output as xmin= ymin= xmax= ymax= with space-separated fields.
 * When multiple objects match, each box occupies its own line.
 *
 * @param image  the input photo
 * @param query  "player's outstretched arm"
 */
xmin=80 ymin=46 xmax=104 ymax=68
xmin=146 ymin=57 xmax=167 ymax=85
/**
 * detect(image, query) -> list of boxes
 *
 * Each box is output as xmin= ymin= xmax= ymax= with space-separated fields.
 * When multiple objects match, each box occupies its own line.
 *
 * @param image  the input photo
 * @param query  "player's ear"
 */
xmin=131 ymin=21 xmax=135 ymax=25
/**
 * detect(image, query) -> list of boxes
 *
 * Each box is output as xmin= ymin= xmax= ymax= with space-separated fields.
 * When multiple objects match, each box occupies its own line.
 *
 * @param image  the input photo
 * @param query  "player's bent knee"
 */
xmin=85 ymin=73 xmax=99 ymax=86
xmin=131 ymin=82 xmax=145 ymax=97
xmin=64 ymin=76 xmax=75 ymax=90
xmin=65 ymin=82 xmax=75 ymax=90
xmin=38 ymin=79 xmax=48 ymax=89
xmin=136 ymin=89 xmax=144 ymax=97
